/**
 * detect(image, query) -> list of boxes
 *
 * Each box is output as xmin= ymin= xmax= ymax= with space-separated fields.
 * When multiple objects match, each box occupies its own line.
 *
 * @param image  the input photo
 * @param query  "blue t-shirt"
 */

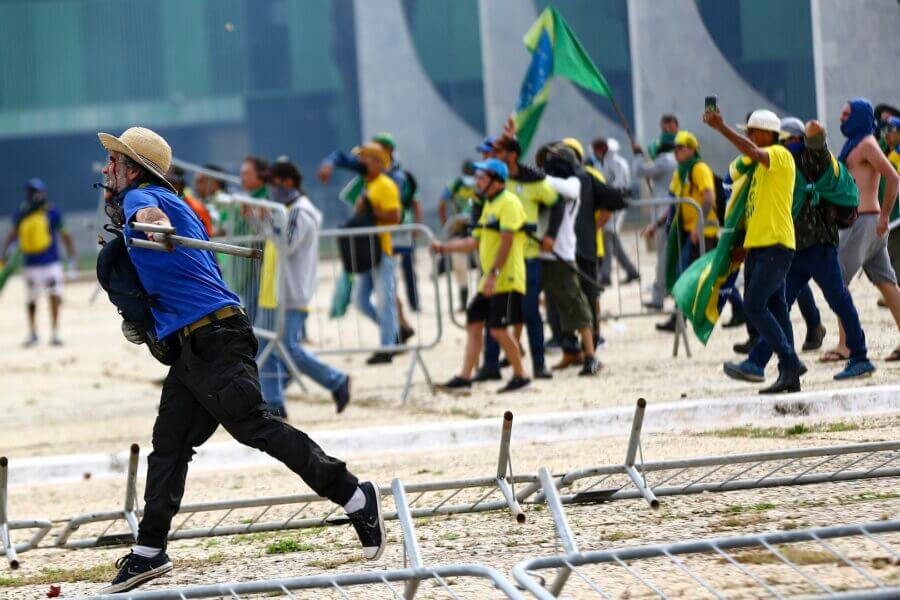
xmin=123 ymin=185 xmax=241 ymax=339
xmin=13 ymin=204 xmax=62 ymax=266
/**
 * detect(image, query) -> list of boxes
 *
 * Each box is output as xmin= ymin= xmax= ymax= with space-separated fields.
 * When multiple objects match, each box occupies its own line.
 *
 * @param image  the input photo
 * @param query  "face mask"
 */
xmin=461 ymin=175 xmax=475 ymax=188
xmin=269 ymin=184 xmax=294 ymax=205
xmin=784 ymin=140 xmax=804 ymax=154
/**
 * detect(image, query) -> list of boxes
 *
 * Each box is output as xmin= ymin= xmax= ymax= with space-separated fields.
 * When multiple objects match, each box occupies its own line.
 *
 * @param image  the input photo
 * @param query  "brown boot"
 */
xmin=553 ymin=352 xmax=583 ymax=370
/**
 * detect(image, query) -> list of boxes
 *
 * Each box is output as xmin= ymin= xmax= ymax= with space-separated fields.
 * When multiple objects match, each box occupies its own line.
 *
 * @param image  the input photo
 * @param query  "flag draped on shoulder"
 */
xmin=672 ymin=157 xmax=756 ymax=344
xmin=514 ymin=7 xmax=614 ymax=153
xmin=792 ymin=153 xmax=858 ymax=219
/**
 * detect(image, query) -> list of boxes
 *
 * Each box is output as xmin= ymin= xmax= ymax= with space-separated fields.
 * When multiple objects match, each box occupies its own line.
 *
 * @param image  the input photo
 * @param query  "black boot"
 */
xmin=458 ymin=287 xmax=469 ymax=313
xmin=655 ymin=315 xmax=677 ymax=332
xmin=759 ymin=362 xmax=802 ymax=394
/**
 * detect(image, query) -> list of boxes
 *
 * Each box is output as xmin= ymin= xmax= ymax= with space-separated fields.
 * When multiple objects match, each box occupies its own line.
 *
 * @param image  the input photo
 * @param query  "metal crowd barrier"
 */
xmin=1 ymin=413 xmax=531 ymax=564
xmin=438 ymin=198 xmax=705 ymax=357
xmin=78 ymin=477 xmax=524 ymax=599
xmin=513 ymin=518 xmax=900 ymax=599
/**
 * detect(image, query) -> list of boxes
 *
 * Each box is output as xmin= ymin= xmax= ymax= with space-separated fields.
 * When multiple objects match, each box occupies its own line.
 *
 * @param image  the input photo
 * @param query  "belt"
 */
xmin=180 ymin=305 xmax=245 ymax=339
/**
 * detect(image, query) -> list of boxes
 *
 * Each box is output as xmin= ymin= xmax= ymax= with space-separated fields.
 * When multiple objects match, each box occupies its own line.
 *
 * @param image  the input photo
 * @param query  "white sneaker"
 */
xmin=50 ymin=334 xmax=63 ymax=346
xmin=23 ymin=333 xmax=38 ymax=347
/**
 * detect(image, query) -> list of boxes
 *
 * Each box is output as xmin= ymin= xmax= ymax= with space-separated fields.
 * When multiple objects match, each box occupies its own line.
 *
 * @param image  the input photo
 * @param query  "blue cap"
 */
xmin=472 ymin=158 xmax=508 ymax=181
xmin=25 ymin=178 xmax=46 ymax=192
xmin=475 ymin=135 xmax=497 ymax=153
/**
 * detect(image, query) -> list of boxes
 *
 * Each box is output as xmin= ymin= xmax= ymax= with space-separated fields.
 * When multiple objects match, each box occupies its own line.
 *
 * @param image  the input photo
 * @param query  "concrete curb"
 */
xmin=10 ymin=384 xmax=900 ymax=486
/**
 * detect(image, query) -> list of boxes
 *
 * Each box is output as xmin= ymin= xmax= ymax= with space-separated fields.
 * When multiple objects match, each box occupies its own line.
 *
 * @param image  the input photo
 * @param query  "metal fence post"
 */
xmin=623 ymin=398 xmax=659 ymax=510
xmin=0 ymin=457 xmax=18 ymax=570
xmin=392 ymin=478 xmax=424 ymax=599
xmin=538 ymin=467 xmax=577 ymax=597
xmin=123 ymin=444 xmax=140 ymax=541
xmin=496 ymin=412 xmax=526 ymax=524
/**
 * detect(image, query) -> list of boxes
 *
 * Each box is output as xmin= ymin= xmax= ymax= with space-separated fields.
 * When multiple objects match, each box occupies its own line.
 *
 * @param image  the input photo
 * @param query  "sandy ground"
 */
xmin=2 ymin=231 xmax=900 ymax=459
xmin=2 ymin=415 xmax=899 ymax=598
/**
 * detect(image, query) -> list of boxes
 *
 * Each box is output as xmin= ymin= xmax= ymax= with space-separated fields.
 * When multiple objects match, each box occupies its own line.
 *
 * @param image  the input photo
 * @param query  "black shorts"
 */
xmin=466 ymin=292 xmax=524 ymax=329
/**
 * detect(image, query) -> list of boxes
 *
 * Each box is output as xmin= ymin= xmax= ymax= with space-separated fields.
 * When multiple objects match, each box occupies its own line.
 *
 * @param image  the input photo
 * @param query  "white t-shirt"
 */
xmin=540 ymin=176 xmax=581 ymax=262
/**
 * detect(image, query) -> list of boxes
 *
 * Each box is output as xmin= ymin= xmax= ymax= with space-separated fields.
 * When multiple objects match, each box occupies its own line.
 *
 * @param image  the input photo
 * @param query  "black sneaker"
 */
xmin=99 ymin=551 xmax=173 ymax=594
xmin=472 ymin=366 xmax=502 ymax=382
xmin=498 ymin=376 xmax=531 ymax=393
xmin=655 ymin=316 xmax=677 ymax=332
xmin=733 ymin=336 xmax=758 ymax=355
xmin=578 ymin=356 xmax=602 ymax=376
xmin=347 ymin=482 xmax=386 ymax=560
xmin=399 ymin=326 xmax=415 ymax=344
xmin=436 ymin=376 xmax=472 ymax=393
xmin=366 ymin=352 xmax=393 ymax=365
xmin=533 ymin=366 xmax=553 ymax=379
xmin=332 ymin=376 xmax=351 ymax=414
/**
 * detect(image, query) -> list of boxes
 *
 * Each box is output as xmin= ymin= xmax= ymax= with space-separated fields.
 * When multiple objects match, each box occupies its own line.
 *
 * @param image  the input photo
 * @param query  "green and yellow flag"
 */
xmin=672 ymin=157 xmax=756 ymax=344
xmin=514 ymin=7 xmax=614 ymax=153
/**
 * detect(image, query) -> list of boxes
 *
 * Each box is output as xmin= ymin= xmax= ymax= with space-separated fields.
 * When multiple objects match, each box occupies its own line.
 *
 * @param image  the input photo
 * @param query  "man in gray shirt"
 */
xmin=633 ymin=114 xmax=679 ymax=309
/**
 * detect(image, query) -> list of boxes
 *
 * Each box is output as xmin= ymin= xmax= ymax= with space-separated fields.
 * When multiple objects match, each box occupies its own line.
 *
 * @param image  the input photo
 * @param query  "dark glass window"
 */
xmin=696 ymin=0 xmax=816 ymax=119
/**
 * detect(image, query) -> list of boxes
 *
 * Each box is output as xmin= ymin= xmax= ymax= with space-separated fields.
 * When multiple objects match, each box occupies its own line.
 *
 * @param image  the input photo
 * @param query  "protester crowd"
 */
xmin=5 ymin=99 xmax=900 ymax=414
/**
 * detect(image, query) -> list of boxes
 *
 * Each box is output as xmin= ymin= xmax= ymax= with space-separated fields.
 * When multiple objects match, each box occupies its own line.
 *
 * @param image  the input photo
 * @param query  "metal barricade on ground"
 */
xmin=77 ymin=478 xmax=525 ymax=600
xmin=513 ymin=518 xmax=900 ymax=599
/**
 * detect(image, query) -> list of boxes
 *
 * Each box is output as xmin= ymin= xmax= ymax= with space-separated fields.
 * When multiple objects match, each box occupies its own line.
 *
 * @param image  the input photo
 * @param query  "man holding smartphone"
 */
xmin=703 ymin=106 xmax=804 ymax=394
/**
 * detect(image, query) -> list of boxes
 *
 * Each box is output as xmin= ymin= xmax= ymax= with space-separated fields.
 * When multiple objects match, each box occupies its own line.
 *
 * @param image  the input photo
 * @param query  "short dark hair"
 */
xmin=202 ymin=163 xmax=228 ymax=191
xmin=591 ymin=137 xmax=608 ymax=149
xmin=269 ymin=160 xmax=302 ymax=187
xmin=661 ymin=114 xmax=678 ymax=126
xmin=495 ymin=136 xmax=521 ymax=156
xmin=243 ymin=155 xmax=270 ymax=181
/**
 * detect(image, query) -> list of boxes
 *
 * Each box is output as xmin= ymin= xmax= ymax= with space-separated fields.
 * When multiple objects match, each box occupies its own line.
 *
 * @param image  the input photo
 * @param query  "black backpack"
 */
xmin=96 ymin=226 xmax=181 ymax=364
xmin=338 ymin=201 xmax=383 ymax=274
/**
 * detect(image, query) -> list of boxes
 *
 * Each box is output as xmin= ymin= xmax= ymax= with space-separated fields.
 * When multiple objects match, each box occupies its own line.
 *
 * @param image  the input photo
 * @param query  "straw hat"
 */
xmin=98 ymin=127 xmax=176 ymax=193
xmin=352 ymin=142 xmax=391 ymax=171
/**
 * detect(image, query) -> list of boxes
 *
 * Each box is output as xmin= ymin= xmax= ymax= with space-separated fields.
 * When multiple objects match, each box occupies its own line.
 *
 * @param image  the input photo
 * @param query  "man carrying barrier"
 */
xmin=93 ymin=126 xmax=386 ymax=594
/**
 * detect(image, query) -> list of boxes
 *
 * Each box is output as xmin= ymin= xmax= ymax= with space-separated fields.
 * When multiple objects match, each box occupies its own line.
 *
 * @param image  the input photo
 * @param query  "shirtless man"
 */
xmin=825 ymin=99 xmax=900 ymax=362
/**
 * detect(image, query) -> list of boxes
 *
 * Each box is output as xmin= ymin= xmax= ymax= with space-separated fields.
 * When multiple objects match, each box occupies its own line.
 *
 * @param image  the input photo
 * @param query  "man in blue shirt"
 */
xmin=1 ymin=178 xmax=77 ymax=346
xmin=95 ymin=127 xmax=385 ymax=594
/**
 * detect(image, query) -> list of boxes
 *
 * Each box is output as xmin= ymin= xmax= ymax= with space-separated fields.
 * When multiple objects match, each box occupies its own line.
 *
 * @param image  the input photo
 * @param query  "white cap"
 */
xmin=738 ymin=109 xmax=782 ymax=134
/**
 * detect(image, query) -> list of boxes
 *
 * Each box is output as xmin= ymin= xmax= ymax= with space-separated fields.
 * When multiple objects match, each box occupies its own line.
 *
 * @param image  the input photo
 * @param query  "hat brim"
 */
xmin=737 ymin=124 xmax=784 ymax=137
xmin=98 ymin=132 xmax=177 ymax=194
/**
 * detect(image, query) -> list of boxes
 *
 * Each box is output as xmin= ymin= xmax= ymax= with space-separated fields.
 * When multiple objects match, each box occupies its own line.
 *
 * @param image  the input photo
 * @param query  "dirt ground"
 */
xmin=2 ymin=234 xmax=900 ymax=459
xmin=2 ymin=415 xmax=899 ymax=599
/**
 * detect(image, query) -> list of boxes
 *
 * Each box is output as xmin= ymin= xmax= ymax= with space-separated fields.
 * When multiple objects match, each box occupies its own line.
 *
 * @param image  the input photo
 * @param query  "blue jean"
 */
xmin=749 ymin=244 xmax=867 ymax=367
xmin=354 ymin=254 xmax=398 ymax=347
xmin=743 ymin=245 xmax=799 ymax=370
xmin=394 ymin=245 xmax=419 ymax=311
xmin=259 ymin=310 xmax=347 ymax=409
xmin=484 ymin=258 xmax=545 ymax=370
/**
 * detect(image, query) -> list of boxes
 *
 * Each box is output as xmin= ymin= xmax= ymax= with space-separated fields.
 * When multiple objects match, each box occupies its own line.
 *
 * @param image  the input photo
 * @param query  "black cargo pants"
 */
xmin=136 ymin=313 xmax=358 ymax=549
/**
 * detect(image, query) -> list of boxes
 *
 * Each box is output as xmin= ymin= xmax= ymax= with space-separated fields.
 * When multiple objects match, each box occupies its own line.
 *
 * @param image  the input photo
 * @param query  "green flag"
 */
xmin=672 ymin=157 xmax=756 ymax=344
xmin=514 ymin=7 xmax=614 ymax=153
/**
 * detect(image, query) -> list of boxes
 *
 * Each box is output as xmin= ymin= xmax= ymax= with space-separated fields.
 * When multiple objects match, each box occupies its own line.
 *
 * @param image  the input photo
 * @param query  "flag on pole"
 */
xmin=514 ymin=7 xmax=615 ymax=153
xmin=672 ymin=157 xmax=756 ymax=344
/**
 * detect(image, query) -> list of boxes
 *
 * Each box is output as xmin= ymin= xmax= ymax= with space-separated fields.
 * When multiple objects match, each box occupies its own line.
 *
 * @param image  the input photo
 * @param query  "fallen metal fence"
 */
xmin=513 ymin=519 xmax=900 ymax=599
xmin=2 ymin=413 xmax=531 ymax=564
xmin=78 ymin=478 xmax=524 ymax=600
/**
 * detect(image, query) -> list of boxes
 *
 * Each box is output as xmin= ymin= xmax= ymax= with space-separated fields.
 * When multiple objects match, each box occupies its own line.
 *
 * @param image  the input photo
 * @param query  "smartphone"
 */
xmin=705 ymin=95 xmax=718 ymax=113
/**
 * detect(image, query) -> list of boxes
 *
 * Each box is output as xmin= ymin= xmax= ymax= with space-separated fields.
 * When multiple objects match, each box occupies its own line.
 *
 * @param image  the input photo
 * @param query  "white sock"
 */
xmin=343 ymin=487 xmax=366 ymax=514
xmin=132 ymin=545 xmax=161 ymax=558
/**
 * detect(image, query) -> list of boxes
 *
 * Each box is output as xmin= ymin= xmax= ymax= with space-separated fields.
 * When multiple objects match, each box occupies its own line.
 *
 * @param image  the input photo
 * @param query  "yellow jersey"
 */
xmin=743 ymin=145 xmax=796 ymax=250
xmin=474 ymin=190 xmax=527 ymax=294
xmin=364 ymin=173 xmax=401 ymax=255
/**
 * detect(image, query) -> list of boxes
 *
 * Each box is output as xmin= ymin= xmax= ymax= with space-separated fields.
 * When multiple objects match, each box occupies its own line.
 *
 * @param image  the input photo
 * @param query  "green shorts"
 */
xmin=539 ymin=259 xmax=592 ymax=332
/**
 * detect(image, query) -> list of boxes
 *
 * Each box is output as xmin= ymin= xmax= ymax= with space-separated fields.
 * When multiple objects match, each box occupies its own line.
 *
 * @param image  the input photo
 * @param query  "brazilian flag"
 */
xmin=672 ymin=157 xmax=756 ymax=344
xmin=514 ymin=7 xmax=614 ymax=153
xmin=0 ymin=249 xmax=22 ymax=296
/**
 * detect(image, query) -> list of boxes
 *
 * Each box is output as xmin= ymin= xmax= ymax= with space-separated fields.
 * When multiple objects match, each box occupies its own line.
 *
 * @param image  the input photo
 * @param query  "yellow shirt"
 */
xmin=743 ymin=145 xmax=796 ymax=250
xmin=889 ymin=149 xmax=900 ymax=173
xmin=474 ymin=190 xmax=527 ymax=294
xmin=364 ymin=173 xmax=401 ymax=255
xmin=585 ymin=165 xmax=607 ymax=258
xmin=668 ymin=161 xmax=719 ymax=236
xmin=505 ymin=176 xmax=557 ymax=258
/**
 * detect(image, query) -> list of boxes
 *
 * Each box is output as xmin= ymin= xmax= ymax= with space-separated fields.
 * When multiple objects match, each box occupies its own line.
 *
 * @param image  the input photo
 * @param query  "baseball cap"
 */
xmin=25 ymin=178 xmax=47 ymax=192
xmin=738 ymin=109 xmax=782 ymax=135
xmin=475 ymin=135 xmax=497 ymax=153
xmin=371 ymin=132 xmax=396 ymax=150
xmin=780 ymin=117 xmax=805 ymax=139
xmin=352 ymin=142 xmax=391 ymax=171
xmin=494 ymin=136 xmax=522 ymax=155
xmin=561 ymin=137 xmax=585 ymax=161
xmin=472 ymin=158 xmax=509 ymax=181
xmin=674 ymin=130 xmax=699 ymax=150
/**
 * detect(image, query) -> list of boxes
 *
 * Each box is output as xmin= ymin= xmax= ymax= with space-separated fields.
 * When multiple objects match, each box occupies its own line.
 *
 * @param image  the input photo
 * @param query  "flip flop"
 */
xmin=819 ymin=349 xmax=849 ymax=363
xmin=885 ymin=349 xmax=900 ymax=362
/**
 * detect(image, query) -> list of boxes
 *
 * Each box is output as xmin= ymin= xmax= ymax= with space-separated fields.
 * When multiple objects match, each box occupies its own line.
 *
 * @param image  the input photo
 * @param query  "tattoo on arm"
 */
xmin=135 ymin=207 xmax=171 ymax=226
